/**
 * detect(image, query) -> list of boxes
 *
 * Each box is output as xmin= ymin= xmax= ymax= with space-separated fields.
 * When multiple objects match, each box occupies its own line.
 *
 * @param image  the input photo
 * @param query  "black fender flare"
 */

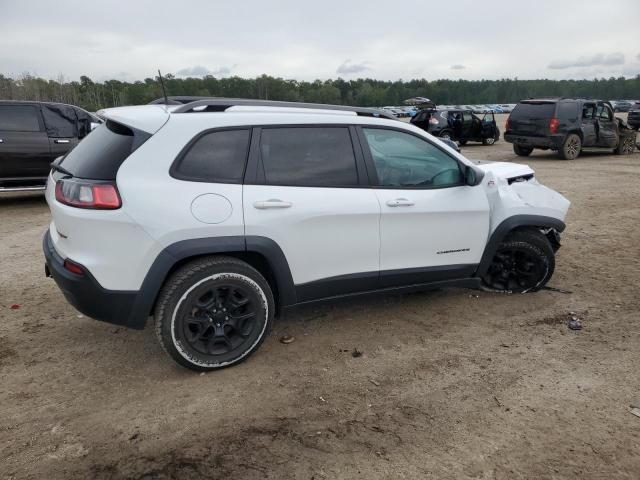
xmin=474 ymin=215 xmax=566 ymax=278
xmin=126 ymin=236 xmax=296 ymax=329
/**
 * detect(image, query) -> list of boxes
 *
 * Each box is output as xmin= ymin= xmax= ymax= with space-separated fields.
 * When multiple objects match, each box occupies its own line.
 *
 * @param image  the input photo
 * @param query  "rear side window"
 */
xmin=60 ymin=120 xmax=149 ymax=180
xmin=0 ymin=105 xmax=41 ymax=132
xmin=511 ymin=102 xmax=556 ymax=119
xmin=259 ymin=127 xmax=358 ymax=187
xmin=556 ymin=102 xmax=579 ymax=119
xmin=172 ymin=129 xmax=250 ymax=183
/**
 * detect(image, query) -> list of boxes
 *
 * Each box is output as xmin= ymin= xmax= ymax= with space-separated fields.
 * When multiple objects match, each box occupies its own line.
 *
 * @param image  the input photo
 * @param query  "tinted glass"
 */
xmin=61 ymin=120 xmax=148 ymax=180
xmin=260 ymin=127 xmax=358 ymax=186
xmin=511 ymin=102 xmax=556 ymax=119
xmin=0 ymin=105 xmax=41 ymax=132
xmin=42 ymin=104 xmax=77 ymax=137
xmin=582 ymin=104 xmax=596 ymax=119
xmin=557 ymin=102 xmax=579 ymax=119
xmin=596 ymin=105 xmax=613 ymax=121
xmin=363 ymin=128 xmax=463 ymax=188
xmin=174 ymin=129 xmax=250 ymax=183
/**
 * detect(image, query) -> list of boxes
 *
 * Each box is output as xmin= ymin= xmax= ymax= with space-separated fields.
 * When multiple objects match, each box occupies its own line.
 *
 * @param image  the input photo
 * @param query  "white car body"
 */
xmin=43 ymin=100 xmax=570 ymax=334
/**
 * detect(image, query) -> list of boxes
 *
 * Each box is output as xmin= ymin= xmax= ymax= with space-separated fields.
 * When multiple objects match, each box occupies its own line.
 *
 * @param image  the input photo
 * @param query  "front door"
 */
xmin=243 ymin=126 xmax=381 ymax=301
xmin=580 ymin=103 xmax=597 ymax=146
xmin=595 ymin=102 xmax=618 ymax=148
xmin=358 ymin=126 xmax=490 ymax=287
xmin=41 ymin=104 xmax=81 ymax=161
xmin=481 ymin=111 xmax=496 ymax=138
xmin=0 ymin=104 xmax=51 ymax=181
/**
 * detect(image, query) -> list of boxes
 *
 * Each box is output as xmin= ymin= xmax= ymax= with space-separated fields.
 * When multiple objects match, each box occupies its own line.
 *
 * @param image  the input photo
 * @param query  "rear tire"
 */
xmin=154 ymin=256 xmax=274 ymax=371
xmin=513 ymin=144 xmax=533 ymax=156
xmin=559 ymin=133 xmax=581 ymax=160
xmin=482 ymin=229 xmax=555 ymax=293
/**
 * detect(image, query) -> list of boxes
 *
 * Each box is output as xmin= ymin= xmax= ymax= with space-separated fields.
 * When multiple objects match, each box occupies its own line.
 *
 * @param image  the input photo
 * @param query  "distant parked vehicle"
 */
xmin=504 ymin=98 xmax=637 ymax=159
xmin=411 ymin=108 xmax=500 ymax=145
xmin=611 ymin=100 xmax=633 ymax=113
xmin=0 ymin=101 xmax=100 ymax=192
xmin=626 ymin=102 xmax=640 ymax=130
xmin=499 ymin=104 xmax=515 ymax=113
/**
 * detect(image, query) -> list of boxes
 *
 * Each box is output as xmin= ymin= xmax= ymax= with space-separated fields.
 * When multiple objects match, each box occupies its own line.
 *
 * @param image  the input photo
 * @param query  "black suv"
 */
xmin=627 ymin=102 xmax=640 ymax=130
xmin=0 ymin=101 xmax=99 ymax=192
xmin=504 ymin=98 xmax=637 ymax=159
xmin=411 ymin=109 xmax=500 ymax=145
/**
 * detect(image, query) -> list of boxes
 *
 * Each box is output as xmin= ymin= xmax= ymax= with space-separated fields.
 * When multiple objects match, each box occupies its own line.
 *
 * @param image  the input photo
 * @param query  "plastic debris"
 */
xmin=369 ymin=379 xmax=380 ymax=387
xmin=10 ymin=304 xmax=20 ymax=310
xmin=630 ymin=408 xmax=640 ymax=419
xmin=568 ymin=316 xmax=583 ymax=330
xmin=351 ymin=348 xmax=362 ymax=358
xmin=279 ymin=335 xmax=295 ymax=344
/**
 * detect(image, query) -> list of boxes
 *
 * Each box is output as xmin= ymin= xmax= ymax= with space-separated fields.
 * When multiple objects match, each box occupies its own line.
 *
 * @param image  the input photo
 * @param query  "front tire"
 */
xmin=559 ymin=133 xmax=581 ymax=160
xmin=614 ymin=134 xmax=636 ymax=155
xmin=155 ymin=256 xmax=274 ymax=371
xmin=513 ymin=144 xmax=533 ymax=156
xmin=482 ymin=229 xmax=555 ymax=293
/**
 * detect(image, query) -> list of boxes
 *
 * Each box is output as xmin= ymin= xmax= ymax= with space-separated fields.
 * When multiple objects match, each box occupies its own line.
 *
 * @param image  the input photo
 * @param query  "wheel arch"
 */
xmin=126 ymin=236 xmax=296 ymax=329
xmin=475 ymin=215 xmax=565 ymax=278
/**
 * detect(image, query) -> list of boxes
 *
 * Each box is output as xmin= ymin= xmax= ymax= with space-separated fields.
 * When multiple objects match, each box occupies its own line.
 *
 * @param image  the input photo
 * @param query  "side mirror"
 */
xmin=465 ymin=165 xmax=484 ymax=186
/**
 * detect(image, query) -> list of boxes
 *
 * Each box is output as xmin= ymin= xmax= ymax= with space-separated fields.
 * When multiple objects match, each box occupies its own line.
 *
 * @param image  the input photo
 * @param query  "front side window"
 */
xmin=362 ymin=128 xmax=463 ymax=188
xmin=0 ymin=105 xmax=41 ymax=132
xmin=259 ymin=127 xmax=358 ymax=187
xmin=173 ymin=129 xmax=250 ymax=183
xmin=596 ymin=104 xmax=613 ymax=121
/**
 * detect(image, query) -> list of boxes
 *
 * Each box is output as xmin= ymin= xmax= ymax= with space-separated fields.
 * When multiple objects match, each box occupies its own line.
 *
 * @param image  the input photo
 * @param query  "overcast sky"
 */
xmin=1 ymin=0 xmax=639 ymax=82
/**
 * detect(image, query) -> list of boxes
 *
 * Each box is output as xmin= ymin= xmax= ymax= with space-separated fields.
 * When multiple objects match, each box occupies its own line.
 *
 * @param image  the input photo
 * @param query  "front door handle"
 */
xmin=253 ymin=199 xmax=292 ymax=209
xmin=386 ymin=198 xmax=414 ymax=207
xmin=54 ymin=139 xmax=70 ymax=144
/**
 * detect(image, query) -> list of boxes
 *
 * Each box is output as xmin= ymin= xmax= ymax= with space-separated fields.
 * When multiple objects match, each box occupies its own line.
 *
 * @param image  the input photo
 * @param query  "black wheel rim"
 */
xmin=178 ymin=282 xmax=258 ymax=357
xmin=483 ymin=246 xmax=547 ymax=292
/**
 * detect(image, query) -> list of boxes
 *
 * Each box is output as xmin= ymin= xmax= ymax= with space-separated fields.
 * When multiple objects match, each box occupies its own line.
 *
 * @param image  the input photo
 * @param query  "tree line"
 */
xmin=0 ymin=73 xmax=638 ymax=112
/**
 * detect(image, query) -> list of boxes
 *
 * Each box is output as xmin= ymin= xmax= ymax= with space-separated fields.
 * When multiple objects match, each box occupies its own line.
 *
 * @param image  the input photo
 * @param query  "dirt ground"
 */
xmin=1 ymin=114 xmax=639 ymax=479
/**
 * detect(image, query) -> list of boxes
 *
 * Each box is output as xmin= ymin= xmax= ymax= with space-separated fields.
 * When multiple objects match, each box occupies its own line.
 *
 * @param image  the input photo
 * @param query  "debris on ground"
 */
xmin=541 ymin=286 xmax=573 ymax=294
xmin=351 ymin=348 xmax=362 ymax=358
xmin=630 ymin=408 xmax=640 ymax=419
xmin=369 ymin=379 xmax=380 ymax=387
xmin=319 ymin=396 xmax=326 ymax=403
xmin=568 ymin=315 xmax=583 ymax=330
xmin=10 ymin=304 xmax=20 ymax=310
xmin=279 ymin=335 xmax=295 ymax=344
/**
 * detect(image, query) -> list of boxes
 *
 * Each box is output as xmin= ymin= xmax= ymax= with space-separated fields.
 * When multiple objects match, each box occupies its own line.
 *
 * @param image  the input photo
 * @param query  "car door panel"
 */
xmin=359 ymin=126 xmax=490 ymax=278
xmin=0 ymin=105 xmax=51 ymax=180
xmin=595 ymin=103 xmax=617 ymax=148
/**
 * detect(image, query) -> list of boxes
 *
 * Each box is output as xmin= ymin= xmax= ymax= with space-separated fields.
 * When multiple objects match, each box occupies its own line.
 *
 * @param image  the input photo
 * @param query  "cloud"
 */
xmin=548 ymin=52 xmax=625 ymax=69
xmin=450 ymin=64 xmax=465 ymax=70
xmin=637 ymin=53 xmax=640 ymax=61
xmin=336 ymin=60 xmax=369 ymax=75
xmin=175 ymin=65 xmax=232 ymax=77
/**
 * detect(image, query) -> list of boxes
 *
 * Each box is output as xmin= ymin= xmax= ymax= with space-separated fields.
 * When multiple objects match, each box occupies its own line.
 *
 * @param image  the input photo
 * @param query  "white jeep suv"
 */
xmin=43 ymin=98 xmax=570 ymax=371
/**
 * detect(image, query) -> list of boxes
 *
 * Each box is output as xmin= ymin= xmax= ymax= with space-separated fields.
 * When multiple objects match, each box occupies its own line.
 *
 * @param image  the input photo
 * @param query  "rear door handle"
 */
xmin=253 ymin=199 xmax=292 ymax=209
xmin=54 ymin=139 xmax=70 ymax=144
xmin=386 ymin=198 xmax=414 ymax=207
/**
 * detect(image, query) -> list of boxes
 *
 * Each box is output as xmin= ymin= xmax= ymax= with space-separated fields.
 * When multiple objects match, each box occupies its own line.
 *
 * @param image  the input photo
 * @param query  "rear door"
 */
xmin=243 ymin=125 xmax=381 ymax=301
xmin=359 ymin=126 xmax=490 ymax=286
xmin=595 ymin=102 xmax=617 ymax=148
xmin=461 ymin=111 xmax=475 ymax=138
xmin=579 ymin=103 xmax=597 ymax=146
xmin=0 ymin=104 xmax=51 ymax=180
xmin=508 ymin=102 xmax=556 ymax=136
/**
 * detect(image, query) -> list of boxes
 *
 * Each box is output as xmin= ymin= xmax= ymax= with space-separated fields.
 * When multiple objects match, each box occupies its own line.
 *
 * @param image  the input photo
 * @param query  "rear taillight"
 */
xmin=505 ymin=117 xmax=511 ymax=131
xmin=55 ymin=178 xmax=121 ymax=210
xmin=549 ymin=118 xmax=559 ymax=134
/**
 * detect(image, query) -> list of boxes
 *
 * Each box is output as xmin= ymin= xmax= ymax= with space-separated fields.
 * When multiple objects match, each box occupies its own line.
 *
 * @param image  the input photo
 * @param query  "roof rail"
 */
xmin=169 ymin=97 xmax=396 ymax=119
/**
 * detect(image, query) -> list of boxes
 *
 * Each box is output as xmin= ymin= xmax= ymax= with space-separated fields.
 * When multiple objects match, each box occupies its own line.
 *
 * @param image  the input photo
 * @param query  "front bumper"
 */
xmin=504 ymin=133 xmax=563 ymax=149
xmin=43 ymin=230 xmax=142 ymax=329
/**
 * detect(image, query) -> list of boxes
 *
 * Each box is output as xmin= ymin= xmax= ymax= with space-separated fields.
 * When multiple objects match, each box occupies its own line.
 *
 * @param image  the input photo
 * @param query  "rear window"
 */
xmin=557 ymin=102 xmax=579 ymax=119
xmin=60 ymin=120 xmax=149 ymax=180
xmin=259 ymin=127 xmax=358 ymax=187
xmin=0 ymin=105 xmax=41 ymax=132
xmin=511 ymin=102 xmax=556 ymax=119
xmin=172 ymin=129 xmax=251 ymax=183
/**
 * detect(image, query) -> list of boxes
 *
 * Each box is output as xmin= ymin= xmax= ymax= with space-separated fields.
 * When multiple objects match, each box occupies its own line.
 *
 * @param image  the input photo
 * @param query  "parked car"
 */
xmin=611 ymin=100 xmax=633 ymax=113
xmin=0 ymin=101 xmax=100 ymax=192
xmin=627 ymin=102 xmax=640 ymax=130
xmin=504 ymin=98 xmax=637 ymax=159
xmin=411 ymin=108 xmax=501 ymax=145
xmin=499 ymin=104 xmax=515 ymax=113
xmin=43 ymin=98 xmax=570 ymax=371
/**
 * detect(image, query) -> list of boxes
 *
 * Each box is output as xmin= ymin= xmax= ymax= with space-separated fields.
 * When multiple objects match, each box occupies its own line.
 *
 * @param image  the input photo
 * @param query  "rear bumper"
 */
xmin=43 ymin=230 xmax=145 ymax=329
xmin=504 ymin=133 xmax=563 ymax=149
